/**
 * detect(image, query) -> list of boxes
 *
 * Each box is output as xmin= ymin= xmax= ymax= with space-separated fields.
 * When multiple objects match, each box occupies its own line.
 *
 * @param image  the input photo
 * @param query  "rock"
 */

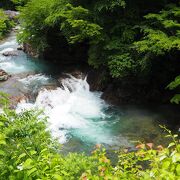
xmin=40 ymin=84 xmax=58 ymax=91
xmin=9 ymin=94 xmax=29 ymax=109
xmin=71 ymin=70 xmax=85 ymax=79
xmin=87 ymin=69 xmax=108 ymax=91
xmin=23 ymin=43 xmax=39 ymax=58
xmin=0 ymin=69 xmax=10 ymax=81
xmin=17 ymin=45 xmax=24 ymax=51
xmin=2 ymin=50 xmax=18 ymax=57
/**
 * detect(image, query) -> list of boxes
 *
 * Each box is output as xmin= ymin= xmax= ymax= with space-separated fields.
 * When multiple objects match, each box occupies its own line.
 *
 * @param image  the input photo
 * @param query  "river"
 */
xmin=0 ymin=31 xmax=179 ymax=153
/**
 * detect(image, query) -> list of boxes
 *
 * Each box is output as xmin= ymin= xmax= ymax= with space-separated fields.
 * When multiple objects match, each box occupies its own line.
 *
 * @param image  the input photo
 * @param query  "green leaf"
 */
xmin=172 ymin=153 xmax=180 ymax=163
xmin=176 ymin=164 xmax=180 ymax=176
xmin=160 ymin=155 xmax=167 ymax=161
xmin=61 ymin=170 xmax=69 ymax=176
xmin=0 ymin=140 xmax=6 ymax=145
xmin=23 ymin=158 xmax=33 ymax=169
xmin=0 ymin=150 xmax=5 ymax=156
xmin=18 ymin=153 xmax=26 ymax=160
xmin=27 ymin=167 xmax=37 ymax=176
xmin=168 ymin=142 xmax=175 ymax=148
xmin=30 ymin=150 xmax=37 ymax=155
xmin=53 ymin=174 xmax=63 ymax=180
xmin=162 ymin=161 xmax=170 ymax=169
xmin=0 ymin=122 xmax=4 ymax=126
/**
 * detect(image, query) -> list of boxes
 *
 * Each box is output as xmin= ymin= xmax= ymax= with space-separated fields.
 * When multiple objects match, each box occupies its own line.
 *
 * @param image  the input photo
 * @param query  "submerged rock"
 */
xmin=0 ymin=69 xmax=11 ymax=81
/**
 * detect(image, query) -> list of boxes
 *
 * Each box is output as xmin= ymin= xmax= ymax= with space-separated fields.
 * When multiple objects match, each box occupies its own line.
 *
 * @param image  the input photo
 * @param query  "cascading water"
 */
xmin=17 ymin=74 xmax=130 ymax=148
xmin=0 ymin=32 xmax=50 ymax=74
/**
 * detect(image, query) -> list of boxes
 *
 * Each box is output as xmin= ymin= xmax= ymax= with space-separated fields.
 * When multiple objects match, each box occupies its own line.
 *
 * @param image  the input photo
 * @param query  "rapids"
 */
xmin=0 ymin=31 xmax=179 ymax=153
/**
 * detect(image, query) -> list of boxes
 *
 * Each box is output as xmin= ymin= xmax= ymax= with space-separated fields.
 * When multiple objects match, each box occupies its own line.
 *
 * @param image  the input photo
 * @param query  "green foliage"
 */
xmin=0 ymin=106 xmax=99 ymax=179
xmin=11 ymin=0 xmax=30 ymax=6
xmin=94 ymin=0 xmax=126 ymax=12
xmin=0 ymin=0 xmax=29 ymax=9
xmin=85 ymin=127 xmax=180 ymax=179
xmin=18 ymin=0 xmax=102 ymax=51
xmin=0 ymin=9 xmax=14 ymax=39
xmin=108 ymin=53 xmax=135 ymax=78
xmin=18 ymin=0 xmax=58 ymax=51
xmin=134 ymin=4 xmax=180 ymax=56
xmin=46 ymin=3 xmax=102 ymax=44
xmin=18 ymin=0 xmax=180 ymax=81
xmin=167 ymin=75 xmax=180 ymax=104
xmin=134 ymin=29 xmax=180 ymax=55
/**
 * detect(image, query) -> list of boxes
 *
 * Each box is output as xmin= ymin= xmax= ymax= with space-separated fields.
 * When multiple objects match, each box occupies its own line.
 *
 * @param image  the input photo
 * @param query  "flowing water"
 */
xmin=0 ymin=32 xmax=179 ymax=153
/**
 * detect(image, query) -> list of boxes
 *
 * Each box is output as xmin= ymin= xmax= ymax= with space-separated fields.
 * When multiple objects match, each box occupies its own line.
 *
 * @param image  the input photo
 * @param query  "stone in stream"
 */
xmin=0 ymin=69 xmax=11 ymax=81
xmin=9 ymin=94 xmax=31 ymax=109
xmin=17 ymin=45 xmax=24 ymax=51
xmin=2 ymin=50 xmax=18 ymax=57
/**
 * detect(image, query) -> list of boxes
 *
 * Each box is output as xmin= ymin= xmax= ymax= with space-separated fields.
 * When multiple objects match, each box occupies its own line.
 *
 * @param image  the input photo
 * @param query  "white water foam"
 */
xmin=0 ymin=47 xmax=15 ymax=54
xmin=0 ymin=37 xmax=17 ymax=50
xmin=19 ymin=73 xmax=50 ymax=86
xmin=16 ymin=75 xmax=123 ymax=145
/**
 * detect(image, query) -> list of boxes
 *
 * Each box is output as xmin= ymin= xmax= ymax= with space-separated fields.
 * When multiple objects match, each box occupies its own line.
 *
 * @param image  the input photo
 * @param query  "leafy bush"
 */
xmin=167 ymin=75 xmax=180 ymax=104
xmin=18 ymin=0 xmax=102 ymax=52
xmin=108 ymin=53 xmax=135 ymax=78
xmin=134 ymin=4 xmax=180 ymax=55
xmin=0 ymin=9 xmax=14 ymax=39
xmin=11 ymin=0 xmax=30 ymax=6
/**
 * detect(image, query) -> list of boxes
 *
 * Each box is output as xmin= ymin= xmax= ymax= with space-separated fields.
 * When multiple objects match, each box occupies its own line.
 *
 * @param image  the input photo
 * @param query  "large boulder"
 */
xmin=0 ymin=69 xmax=10 ymax=81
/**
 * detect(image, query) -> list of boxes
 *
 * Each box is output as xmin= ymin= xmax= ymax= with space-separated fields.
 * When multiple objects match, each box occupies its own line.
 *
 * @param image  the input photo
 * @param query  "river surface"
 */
xmin=0 ymin=32 xmax=179 ymax=153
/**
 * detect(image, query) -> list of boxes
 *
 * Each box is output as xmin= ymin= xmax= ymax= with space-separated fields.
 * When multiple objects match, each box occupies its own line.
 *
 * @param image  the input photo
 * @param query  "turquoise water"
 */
xmin=1 ymin=32 xmax=179 ymax=153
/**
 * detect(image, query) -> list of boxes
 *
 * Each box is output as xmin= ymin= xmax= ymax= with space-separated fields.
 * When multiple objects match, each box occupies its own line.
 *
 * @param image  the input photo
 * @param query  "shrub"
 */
xmin=0 ymin=9 xmax=14 ymax=39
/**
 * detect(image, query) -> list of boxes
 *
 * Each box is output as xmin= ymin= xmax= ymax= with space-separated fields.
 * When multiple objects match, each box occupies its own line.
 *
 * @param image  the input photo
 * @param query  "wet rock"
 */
xmin=40 ymin=84 xmax=58 ymax=91
xmin=17 ymin=45 xmax=24 ymax=51
xmin=2 ymin=50 xmax=18 ymax=56
xmin=0 ymin=69 xmax=10 ymax=81
xmin=23 ymin=43 xmax=39 ymax=58
xmin=71 ymin=70 xmax=85 ymax=79
xmin=87 ymin=69 xmax=108 ymax=91
xmin=9 ymin=95 xmax=29 ymax=108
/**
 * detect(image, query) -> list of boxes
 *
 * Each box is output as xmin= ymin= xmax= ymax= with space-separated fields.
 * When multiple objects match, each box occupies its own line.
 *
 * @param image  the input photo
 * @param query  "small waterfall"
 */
xmin=17 ymin=74 xmax=128 ymax=146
